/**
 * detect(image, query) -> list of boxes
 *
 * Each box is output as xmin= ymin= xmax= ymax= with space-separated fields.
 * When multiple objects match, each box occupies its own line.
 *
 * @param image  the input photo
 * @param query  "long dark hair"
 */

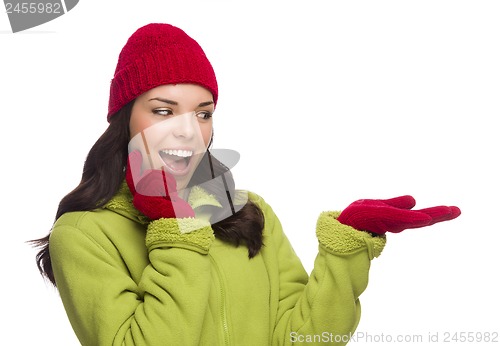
xmin=30 ymin=102 xmax=264 ymax=286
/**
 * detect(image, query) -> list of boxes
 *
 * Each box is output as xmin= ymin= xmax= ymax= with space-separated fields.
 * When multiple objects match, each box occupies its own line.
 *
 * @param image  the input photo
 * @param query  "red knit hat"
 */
xmin=107 ymin=23 xmax=218 ymax=120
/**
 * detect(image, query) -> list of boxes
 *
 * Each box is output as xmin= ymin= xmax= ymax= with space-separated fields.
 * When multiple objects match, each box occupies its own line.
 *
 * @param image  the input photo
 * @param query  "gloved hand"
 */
xmin=126 ymin=150 xmax=195 ymax=220
xmin=337 ymin=195 xmax=461 ymax=235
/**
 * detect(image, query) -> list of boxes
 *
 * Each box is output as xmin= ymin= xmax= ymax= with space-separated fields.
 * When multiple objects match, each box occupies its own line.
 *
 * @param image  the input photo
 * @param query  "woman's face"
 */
xmin=129 ymin=83 xmax=214 ymax=191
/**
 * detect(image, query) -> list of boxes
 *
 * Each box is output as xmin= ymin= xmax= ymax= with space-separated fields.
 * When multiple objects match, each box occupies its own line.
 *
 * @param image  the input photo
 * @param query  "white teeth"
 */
xmin=161 ymin=149 xmax=193 ymax=157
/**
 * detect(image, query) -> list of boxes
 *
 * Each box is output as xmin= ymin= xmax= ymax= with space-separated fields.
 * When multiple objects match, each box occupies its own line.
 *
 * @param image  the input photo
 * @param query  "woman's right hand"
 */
xmin=126 ymin=150 xmax=195 ymax=220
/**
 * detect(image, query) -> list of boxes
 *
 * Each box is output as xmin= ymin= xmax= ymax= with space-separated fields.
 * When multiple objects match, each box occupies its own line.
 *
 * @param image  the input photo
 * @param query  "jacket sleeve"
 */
xmin=50 ymin=211 xmax=214 ymax=346
xmin=255 ymin=196 xmax=386 ymax=346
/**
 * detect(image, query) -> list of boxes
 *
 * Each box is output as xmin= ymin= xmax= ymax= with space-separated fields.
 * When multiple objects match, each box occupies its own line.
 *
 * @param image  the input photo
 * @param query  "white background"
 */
xmin=1 ymin=1 xmax=499 ymax=345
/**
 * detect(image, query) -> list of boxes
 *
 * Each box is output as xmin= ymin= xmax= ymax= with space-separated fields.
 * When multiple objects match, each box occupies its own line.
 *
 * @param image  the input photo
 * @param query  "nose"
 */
xmin=171 ymin=112 xmax=198 ymax=139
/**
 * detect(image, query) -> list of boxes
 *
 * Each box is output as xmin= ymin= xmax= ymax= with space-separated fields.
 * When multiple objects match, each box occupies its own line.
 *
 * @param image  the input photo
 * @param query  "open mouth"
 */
xmin=159 ymin=149 xmax=193 ymax=175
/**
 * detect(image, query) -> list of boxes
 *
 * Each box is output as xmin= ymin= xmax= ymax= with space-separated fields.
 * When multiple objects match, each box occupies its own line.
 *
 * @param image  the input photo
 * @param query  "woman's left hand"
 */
xmin=337 ymin=195 xmax=461 ymax=235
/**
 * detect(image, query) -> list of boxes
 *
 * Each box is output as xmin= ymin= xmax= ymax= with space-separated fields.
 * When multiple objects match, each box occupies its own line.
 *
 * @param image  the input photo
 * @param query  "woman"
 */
xmin=32 ymin=23 xmax=460 ymax=345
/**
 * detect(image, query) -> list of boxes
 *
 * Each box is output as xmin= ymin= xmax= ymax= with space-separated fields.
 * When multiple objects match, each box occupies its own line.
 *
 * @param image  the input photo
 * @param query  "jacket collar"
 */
xmin=104 ymin=181 xmax=223 ymax=224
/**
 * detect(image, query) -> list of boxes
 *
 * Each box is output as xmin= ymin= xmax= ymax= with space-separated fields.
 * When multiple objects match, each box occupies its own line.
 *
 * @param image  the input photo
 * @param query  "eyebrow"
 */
xmin=148 ymin=97 xmax=214 ymax=107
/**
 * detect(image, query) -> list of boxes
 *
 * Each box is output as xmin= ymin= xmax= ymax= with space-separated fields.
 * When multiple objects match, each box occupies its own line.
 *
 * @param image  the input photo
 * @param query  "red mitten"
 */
xmin=126 ymin=150 xmax=195 ymax=219
xmin=337 ymin=195 xmax=461 ymax=235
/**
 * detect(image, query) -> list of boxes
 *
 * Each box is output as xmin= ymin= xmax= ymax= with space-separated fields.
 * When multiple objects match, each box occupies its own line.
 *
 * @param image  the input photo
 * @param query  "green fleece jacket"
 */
xmin=49 ymin=184 xmax=386 ymax=346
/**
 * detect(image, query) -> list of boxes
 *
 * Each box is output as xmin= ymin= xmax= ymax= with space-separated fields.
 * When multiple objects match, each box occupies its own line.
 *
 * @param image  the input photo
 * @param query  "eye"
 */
xmin=196 ymin=111 xmax=213 ymax=120
xmin=153 ymin=108 xmax=173 ymax=117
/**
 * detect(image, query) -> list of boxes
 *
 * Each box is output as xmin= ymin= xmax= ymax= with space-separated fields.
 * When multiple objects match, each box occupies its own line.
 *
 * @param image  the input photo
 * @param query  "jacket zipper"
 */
xmin=210 ymin=256 xmax=230 ymax=346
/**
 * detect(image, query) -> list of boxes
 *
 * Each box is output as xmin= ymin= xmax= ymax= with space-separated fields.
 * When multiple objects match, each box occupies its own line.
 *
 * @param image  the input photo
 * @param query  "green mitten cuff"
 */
xmin=316 ymin=211 xmax=386 ymax=259
xmin=146 ymin=217 xmax=215 ymax=254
